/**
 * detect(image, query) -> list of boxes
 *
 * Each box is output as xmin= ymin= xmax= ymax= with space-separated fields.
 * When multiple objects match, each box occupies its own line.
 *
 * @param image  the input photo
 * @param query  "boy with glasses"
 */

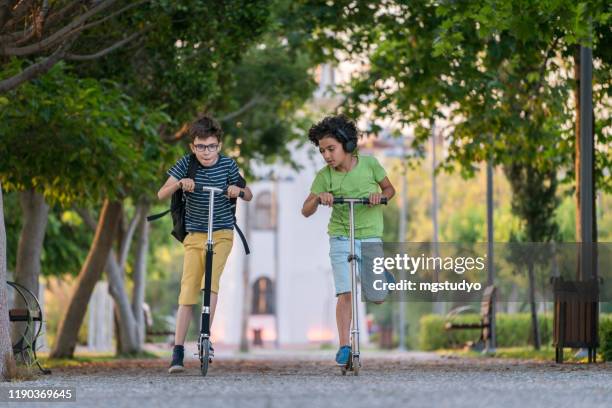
xmin=157 ymin=115 xmax=252 ymax=373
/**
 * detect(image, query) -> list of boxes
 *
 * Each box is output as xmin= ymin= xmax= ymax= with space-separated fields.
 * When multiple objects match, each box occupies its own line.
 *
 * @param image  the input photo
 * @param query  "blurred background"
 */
xmin=0 ymin=0 xmax=610 ymax=363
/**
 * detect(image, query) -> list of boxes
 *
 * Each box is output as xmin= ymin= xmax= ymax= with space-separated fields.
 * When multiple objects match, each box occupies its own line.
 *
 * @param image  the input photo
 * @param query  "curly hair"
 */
xmin=189 ymin=115 xmax=223 ymax=142
xmin=307 ymin=114 xmax=358 ymax=149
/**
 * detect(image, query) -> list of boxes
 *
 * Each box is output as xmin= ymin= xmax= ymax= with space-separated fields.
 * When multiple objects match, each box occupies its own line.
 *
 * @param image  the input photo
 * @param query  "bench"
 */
xmin=7 ymin=281 xmax=51 ymax=374
xmin=444 ymin=285 xmax=496 ymax=350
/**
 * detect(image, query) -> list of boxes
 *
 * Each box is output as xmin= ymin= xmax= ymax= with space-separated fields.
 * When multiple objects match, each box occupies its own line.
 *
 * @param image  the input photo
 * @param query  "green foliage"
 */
xmin=419 ymin=312 xmax=612 ymax=351
xmin=382 ymin=157 xmax=524 ymax=243
xmin=3 ymin=192 xmax=93 ymax=277
xmin=0 ymin=61 xmax=174 ymax=206
xmin=75 ymin=0 xmax=274 ymax=126
xmin=419 ymin=313 xmax=554 ymax=350
xmin=287 ymin=0 xmax=610 ymax=192
xmin=209 ymin=35 xmax=317 ymax=173
xmin=601 ymin=315 xmax=612 ymax=361
xmin=505 ymin=164 xmax=560 ymax=243
xmin=382 ymin=196 xmax=399 ymax=243
xmin=71 ymin=1 xmax=318 ymax=170
xmin=368 ymin=298 xmax=395 ymax=327
xmin=555 ymin=195 xmax=577 ymax=241
xmin=41 ymin=209 xmax=93 ymax=277
xmin=445 ymin=207 xmax=485 ymax=244
xmin=1 ymin=1 xmax=321 ymax=288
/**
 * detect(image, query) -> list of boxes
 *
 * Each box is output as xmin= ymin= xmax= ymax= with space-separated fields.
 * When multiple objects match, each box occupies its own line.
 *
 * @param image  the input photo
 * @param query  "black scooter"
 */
xmin=197 ymin=185 xmax=243 ymax=376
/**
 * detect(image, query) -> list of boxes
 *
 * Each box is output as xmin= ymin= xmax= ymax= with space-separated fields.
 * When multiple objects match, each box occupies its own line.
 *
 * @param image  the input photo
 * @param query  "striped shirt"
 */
xmin=167 ymin=154 xmax=241 ymax=233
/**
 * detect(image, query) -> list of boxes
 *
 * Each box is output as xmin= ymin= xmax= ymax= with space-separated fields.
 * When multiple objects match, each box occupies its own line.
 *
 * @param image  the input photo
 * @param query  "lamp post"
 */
xmin=579 ymin=44 xmax=594 ymax=281
xmin=485 ymin=141 xmax=496 ymax=352
xmin=398 ymin=135 xmax=408 ymax=351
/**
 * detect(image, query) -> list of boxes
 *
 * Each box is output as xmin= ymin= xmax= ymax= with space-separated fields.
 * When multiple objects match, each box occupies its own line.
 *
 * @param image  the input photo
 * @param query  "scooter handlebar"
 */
xmin=332 ymin=197 xmax=388 ymax=205
xmin=194 ymin=185 xmax=223 ymax=194
xmin=223 ymin=188 xmax=245 ymax=198
xmin=193 ymin=184 xmax=244 ymax=198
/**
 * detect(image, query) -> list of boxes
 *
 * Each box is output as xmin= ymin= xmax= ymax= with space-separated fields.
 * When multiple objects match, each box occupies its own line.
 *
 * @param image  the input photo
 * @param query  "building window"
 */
xmin=253 ymin=191 xmax=275 ymax=230
xmin=252 ymin=277 xmax=275 ymax=315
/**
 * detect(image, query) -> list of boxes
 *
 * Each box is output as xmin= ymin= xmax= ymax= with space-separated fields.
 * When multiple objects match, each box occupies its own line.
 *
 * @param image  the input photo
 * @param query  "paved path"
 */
xmin=1 ymin=351 xmax=611 ymax=408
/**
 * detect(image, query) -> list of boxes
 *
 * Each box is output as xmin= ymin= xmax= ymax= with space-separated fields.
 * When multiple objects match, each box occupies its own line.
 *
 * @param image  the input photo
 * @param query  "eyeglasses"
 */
xmin=194 ymin=143 xmax=219 ymax=152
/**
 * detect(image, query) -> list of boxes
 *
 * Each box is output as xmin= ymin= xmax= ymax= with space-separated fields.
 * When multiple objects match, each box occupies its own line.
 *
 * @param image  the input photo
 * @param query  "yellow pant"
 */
xmin=179 ymin=230 xmax=234 ymax=305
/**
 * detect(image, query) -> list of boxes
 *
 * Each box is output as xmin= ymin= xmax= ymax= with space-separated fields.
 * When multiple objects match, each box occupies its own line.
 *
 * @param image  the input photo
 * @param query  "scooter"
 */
xmin=197 ymin=185 xmax=243 ymax=376
xmin=332 ymin=196 xmax=387 ymax=376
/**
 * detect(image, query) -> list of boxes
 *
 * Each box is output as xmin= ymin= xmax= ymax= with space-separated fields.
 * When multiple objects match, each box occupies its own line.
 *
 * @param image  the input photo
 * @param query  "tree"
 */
xmin=217 ymin=35 xmax=316 ymax=170
xmin=506 ymin=161 xmax=560 ymax=349
xmin=0 ymin=0 xmax=153 ymax=93
xmin=51 ymin=199 xmax=123 ymax=358
xmin=46 ymin=86 xmax=171 ymax=358
xmin=76 ymin=202 xmax=153 ymax=355
xmin=0 ymin=63 xmax=116 ymax=348
xmin=72 ymin=0 xmax=274 ymax=135
xmin=284 ymin=0 xmax=610 ymax=190
xmin=0 ymin=184 xmax=16 ymax=379
xmin=0 ymin=61 xmax=173 ymax=358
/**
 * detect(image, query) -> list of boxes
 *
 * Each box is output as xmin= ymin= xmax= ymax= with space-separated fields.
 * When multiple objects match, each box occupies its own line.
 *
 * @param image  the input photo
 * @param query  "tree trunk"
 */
xmin=527 ymin=260 xmax=541 ymax=350
xmin=113 ymin=306 xmax=122 ymax=354
xmin=75 ymin=204 xmax=145 ymax=355
xmin=107 ymin=201 xmax=148 ymax=355
xmin=50 ymin=200 xmax=122 ymax=359
xmin=0 ymin=184 xmax=17 ymax=379
xmin=106 ymin=249 xmax=140 ymax=355
xmin=131 ymin=202 xmax=150 ymax=347
xmin=14 ymin=189 xmax=49 ymax=298
xmin=12 ymin=190 xmax=49 ymax=345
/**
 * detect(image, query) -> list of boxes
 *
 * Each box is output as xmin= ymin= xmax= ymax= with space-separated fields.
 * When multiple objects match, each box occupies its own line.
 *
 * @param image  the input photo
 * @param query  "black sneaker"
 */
xmin=168 ymin=345 xmax=184 ymax=373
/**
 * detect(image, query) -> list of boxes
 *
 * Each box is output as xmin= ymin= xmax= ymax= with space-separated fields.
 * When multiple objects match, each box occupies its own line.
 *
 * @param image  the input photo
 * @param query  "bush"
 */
xmin=496 ymin=313 xmax=552 ymax=347
xmin=417 ymin=312 xmax=612 ymax=351
xmin=601 ymin=316 xmax=612 ymax=362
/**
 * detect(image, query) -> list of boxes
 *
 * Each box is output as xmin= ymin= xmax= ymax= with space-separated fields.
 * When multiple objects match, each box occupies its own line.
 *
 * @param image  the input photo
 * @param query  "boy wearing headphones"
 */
xmin=301 ymin=114 xmax=395 ymax=366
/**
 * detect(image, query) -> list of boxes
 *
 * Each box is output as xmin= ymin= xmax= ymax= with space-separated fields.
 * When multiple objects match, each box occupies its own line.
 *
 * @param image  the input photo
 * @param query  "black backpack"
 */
xmin=147 ymin=154 xmax=250 ymax=254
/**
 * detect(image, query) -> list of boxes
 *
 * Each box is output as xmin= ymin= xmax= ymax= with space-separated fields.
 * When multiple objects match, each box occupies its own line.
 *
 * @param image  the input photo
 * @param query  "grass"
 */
xmin=437 ymin=346 xmax=603 ymax=363
xmin=36 ymin=349 xmax=162 ymax=369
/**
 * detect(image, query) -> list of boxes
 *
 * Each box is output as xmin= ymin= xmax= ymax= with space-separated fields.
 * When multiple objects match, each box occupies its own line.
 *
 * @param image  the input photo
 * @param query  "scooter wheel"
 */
xmin=352 ymin=356 xmax=360 ymax=376
xmin=200 ymin=338 xmax=210 ymax=377
xmin=340 ymin=351 xmax=352 ymax=376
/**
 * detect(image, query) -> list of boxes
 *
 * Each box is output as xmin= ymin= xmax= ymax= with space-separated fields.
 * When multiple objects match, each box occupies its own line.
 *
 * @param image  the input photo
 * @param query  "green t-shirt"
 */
xmin=310 ymin=155 xmax=387 ymax=239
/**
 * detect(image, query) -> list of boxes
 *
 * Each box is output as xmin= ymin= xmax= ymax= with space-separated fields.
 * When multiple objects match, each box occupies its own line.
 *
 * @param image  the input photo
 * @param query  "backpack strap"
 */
xmin=146 ymin=209 xmax=170 ymax=222
xmin=234 ymin=224 xmax=250 ymax=255
xmin=186 ymin=153 xmax=199 ymax=180
xmin=147 ymin=154 xmax=199 ymax=223
xmin=228 ymin=172 xmax=250 ymax=255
